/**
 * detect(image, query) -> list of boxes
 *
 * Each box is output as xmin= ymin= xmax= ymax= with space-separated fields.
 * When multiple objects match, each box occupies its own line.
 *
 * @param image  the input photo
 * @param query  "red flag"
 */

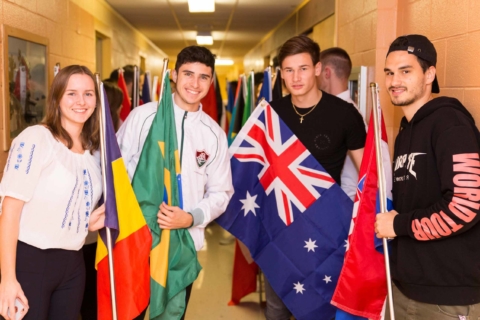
xmin=200 ymin=82 xmax=218 ymax=122
xmin=118 ymin=70 xmax=132 ymax=121
xmin=331 ymin=105 xmax=392 ymax=320
xmin=228 ymin=240 xmax=258 ymax=305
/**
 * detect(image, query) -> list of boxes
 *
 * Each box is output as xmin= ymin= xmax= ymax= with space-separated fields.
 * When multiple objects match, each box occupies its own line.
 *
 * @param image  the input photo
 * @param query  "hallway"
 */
xmin=185 ymin=223 xmax=264 ymax=319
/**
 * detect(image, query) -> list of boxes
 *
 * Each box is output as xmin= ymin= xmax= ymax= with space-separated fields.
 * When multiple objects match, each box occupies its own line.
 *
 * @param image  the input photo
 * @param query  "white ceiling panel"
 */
xmin=106 ymin=0 xmax=305 ymax=61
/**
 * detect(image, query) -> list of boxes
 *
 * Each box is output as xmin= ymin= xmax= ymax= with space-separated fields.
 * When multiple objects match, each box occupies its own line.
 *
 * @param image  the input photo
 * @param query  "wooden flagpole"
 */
xmin=95 ymin=74 xmax=118 ymax=320
xmin=370 ymin=82 xmax=395 ymax=320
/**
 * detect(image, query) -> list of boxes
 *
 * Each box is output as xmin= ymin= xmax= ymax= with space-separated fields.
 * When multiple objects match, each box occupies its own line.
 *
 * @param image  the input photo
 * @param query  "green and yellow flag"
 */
xmin=132 ymin=71 xmax=201 ymax=319
xmin=241 ymin=72 xmax=254 ymax=126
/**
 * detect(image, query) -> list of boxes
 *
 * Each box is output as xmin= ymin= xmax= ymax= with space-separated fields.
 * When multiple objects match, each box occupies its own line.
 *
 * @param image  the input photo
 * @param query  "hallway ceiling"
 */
xmin=106 ymin=0 xmax=305 ymax=63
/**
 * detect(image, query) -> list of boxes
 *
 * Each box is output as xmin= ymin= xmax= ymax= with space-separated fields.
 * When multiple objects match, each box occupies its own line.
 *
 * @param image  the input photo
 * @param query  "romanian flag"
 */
xmin=118 ymin=69 xmax=132 ymax=121
xmin=96 ymin=84 xmax=152 ymax=320
xmin=132 ymin=72 xmax=201 ymax=319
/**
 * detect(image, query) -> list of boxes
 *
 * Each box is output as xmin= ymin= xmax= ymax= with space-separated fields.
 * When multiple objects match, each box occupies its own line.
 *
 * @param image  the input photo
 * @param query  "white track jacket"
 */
xmin=116 ymin=97 xmax=233 ymax=251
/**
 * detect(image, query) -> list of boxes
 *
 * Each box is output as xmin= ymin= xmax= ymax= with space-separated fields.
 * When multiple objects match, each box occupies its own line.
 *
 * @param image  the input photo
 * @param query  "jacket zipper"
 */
xmin=180 ymin=111 xmax=187 ymax=165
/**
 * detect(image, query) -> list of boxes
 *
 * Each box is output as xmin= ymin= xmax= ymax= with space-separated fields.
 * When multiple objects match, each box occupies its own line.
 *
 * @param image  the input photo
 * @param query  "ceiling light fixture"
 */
xmin=188 ymin=0 xmax=215 ymax=13
xmin=196 ymin=31 xmax=213 ymax=45
xmin=215 ymin=59 xmax=234 ymax=66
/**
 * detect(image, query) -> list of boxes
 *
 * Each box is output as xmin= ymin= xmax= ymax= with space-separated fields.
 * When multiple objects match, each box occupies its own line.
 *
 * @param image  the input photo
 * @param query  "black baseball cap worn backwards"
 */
xmin=387 ymin=34 xmax=440 ymax=93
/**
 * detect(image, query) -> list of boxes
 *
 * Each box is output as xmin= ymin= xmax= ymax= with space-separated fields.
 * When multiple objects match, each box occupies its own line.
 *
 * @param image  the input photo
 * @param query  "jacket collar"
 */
xmin=172 ymin=93 xmax=203 ymax=122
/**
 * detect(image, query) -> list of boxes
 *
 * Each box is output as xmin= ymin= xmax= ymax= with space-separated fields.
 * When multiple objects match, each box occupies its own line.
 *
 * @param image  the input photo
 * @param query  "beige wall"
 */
xmin=0 ymin=0 xmax=167 ymax=170
xmin=311 ymin=14 xmax=336 ymax=52
xmin=337 ymin=0 xmax=397 ymax=151
xmin=336 ymin=0 xmax=480 ymax=151
xmin=397 ymin=0 xmax=480 ymax=128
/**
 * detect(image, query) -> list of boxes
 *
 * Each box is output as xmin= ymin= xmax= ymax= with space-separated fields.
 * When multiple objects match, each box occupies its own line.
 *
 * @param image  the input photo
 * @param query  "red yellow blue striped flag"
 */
xmin=96 ymin=84 xmax=152 ymax=320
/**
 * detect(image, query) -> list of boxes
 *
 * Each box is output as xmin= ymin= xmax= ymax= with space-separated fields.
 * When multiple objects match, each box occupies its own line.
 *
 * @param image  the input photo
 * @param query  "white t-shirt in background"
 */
xmin=337 ymin=90 xmax=363 ymax=201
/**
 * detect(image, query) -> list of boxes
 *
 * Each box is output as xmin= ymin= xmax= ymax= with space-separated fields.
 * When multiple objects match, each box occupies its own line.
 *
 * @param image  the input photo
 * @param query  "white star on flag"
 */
xmin=293 ymin=282 xmax=305 ymax=294
xmin=240 ymin=191 xmax=260 ymax=217
xmin=304 ymin=238 xmax=318 ymax=252
xmin=323 ymin=275 xmax=332 ymax=284
xmin=344 ymin=239 xmax=349 ymax=251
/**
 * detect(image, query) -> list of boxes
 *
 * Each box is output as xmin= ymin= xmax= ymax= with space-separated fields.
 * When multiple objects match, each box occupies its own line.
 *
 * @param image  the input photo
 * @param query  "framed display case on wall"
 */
xmin=2 ymin=25 xmax=49 ymax=151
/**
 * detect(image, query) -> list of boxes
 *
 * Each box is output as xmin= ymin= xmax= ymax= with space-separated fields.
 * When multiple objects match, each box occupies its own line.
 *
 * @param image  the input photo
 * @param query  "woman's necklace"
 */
xmin=292 ymin=101 xmax=318 ymax=123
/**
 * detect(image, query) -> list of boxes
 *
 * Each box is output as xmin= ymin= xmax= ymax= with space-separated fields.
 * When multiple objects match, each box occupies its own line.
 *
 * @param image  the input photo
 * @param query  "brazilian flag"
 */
xmin=132 ymin=71 xmax=201 ymax=319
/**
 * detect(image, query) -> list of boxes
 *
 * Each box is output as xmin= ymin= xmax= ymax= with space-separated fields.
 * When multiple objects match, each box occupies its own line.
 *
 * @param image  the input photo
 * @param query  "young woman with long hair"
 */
xmin=0 ymin=65 xmax=105 ymax=320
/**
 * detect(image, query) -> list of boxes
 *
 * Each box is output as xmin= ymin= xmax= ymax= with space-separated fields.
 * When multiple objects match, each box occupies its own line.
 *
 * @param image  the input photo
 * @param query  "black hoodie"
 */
xmin=391 ymin=96 xmax=480 ymax=305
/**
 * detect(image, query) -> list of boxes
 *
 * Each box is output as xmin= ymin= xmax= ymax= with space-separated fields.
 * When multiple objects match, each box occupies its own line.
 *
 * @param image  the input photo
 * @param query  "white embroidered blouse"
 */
xmin=0 ymin=125 xmax=102 ymax=250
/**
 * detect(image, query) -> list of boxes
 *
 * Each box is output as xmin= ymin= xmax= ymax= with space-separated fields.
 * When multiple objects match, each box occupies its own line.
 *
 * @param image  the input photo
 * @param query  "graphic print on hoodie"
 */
xmin=391 ymin=96 xmax=480 ymax=306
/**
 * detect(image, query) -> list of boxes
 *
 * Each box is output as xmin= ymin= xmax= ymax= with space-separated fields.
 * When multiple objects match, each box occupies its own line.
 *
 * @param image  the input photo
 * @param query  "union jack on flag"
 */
xmin=232 ymin=104 xmax=336 ymax=225
xmin=217 ymin=100 xmax=353 ymax=320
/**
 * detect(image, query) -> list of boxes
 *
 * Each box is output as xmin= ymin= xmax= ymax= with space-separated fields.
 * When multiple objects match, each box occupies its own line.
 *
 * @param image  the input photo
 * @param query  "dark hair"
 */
xmin=122 ymin=65 xmax=135 ymax=85
xmin=43 ymin=65 xmax=100 ymax=153
xmin=278 ymin=35 xmax=320 ymax=67
xmin=103 ymin=81 xmax=123 ymax=132
xmin=254 ymin=72 xmax=264 ymax=85
xmin=108 ymin=65 xmax=144 ymax=85
xmin=388 ymin=37 xmax=433 ymax=72
xmin=320 ymin=47 xmax=352 ymax=80
xmin=175 ymin=46 xmax=215 ymax=75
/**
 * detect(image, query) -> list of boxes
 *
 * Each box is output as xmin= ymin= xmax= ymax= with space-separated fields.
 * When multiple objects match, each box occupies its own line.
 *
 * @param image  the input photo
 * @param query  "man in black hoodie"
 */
xmin=376 ymin=34 xmax=480 ymax=319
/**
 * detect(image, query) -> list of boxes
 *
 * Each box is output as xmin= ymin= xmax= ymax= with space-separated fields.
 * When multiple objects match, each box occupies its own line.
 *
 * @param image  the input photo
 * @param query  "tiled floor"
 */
xmin=185 ymin=223 xmax=265 ymax=319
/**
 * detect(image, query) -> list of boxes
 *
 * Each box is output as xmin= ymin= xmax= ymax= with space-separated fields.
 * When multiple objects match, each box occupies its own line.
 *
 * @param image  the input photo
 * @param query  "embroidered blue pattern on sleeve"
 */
xmin=62 ymin=175 xmax=79 ymax=229
xmin=6 ymin=142 xmax=15 ymax=172
xmin=25 ymin=144 xmax=36 ymax=174
xmin=14 ymin=142 xmax=25 ymax=170
xmin=84 ymin=169 xmax=93 ymax=231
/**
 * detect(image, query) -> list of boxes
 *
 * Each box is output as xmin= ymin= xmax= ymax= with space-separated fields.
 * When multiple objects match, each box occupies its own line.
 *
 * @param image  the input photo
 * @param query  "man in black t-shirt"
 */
xmin=264 ymin=35 xmax=366 ymax=320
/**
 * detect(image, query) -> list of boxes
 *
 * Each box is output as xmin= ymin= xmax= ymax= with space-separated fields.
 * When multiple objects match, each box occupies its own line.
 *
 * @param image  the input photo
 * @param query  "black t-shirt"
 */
xmin=270 ymin=91 xmax=366 ymax=185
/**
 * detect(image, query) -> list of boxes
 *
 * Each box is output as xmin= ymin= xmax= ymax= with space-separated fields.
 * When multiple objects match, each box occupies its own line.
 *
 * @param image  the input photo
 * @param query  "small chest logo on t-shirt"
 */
xmin=196 ymin=150 xmax=209 ymax=168
xmin=394 ymin=152 xmax=426 ymax=180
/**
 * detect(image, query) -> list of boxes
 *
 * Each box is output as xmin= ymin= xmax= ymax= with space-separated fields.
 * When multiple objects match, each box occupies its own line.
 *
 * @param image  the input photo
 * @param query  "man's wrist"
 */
xmin=186 ymin=212 xmax=194 ymax=228
xmin=189 ymin=208 xmax=205 ymax=227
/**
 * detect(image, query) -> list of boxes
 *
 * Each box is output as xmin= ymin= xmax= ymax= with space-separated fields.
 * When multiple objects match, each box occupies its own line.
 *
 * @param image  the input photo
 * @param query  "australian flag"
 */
xmin=216 ymin=100 xmax=353 ymax=319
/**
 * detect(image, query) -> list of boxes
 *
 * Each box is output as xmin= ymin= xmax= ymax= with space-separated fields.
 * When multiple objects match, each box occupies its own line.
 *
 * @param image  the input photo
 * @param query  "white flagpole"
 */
xmin=95 ymin=74 xmax=118 ymax=320
xmin=266 ymin=66 xmax=272 ymax=102
xmin=133 ymin=65 xmax=139 ymax=108
xmin=249 ymin=71 xmax=255 ymax=112
xmin=145 ymin=70 xmax=152 ymax=99
xmin=370 ymin=82 xmax=395 ymax=320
